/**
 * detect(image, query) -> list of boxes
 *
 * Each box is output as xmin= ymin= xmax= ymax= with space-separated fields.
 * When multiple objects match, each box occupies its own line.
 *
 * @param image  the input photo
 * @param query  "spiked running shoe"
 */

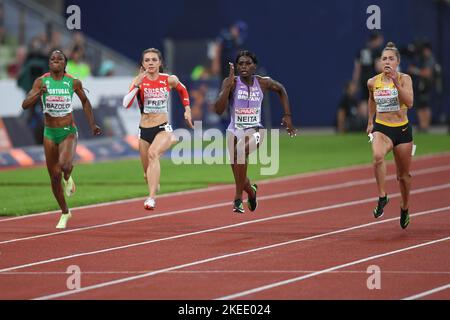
xmin=400 ymin=208 xmax=410 ymax=229
xmin=63 ymin=175 xmax=76 ymax=197
xmin=247 ymin=184 xmax=258 ymax=212
xmin=144 ymin=198 xmax=156 ymax=210
xmin=373 ymin=195 xmax=389 ymax=218
xmin=233 ymin=199 xmax=245 ymax=214
xmin=56 ymin=212 xmax=72 ymax=229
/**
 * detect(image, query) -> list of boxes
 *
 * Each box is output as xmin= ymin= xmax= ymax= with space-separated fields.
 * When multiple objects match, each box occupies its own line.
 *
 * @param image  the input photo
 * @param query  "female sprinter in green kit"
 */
xmin=22 ymin=50 xmax=101 ymax=229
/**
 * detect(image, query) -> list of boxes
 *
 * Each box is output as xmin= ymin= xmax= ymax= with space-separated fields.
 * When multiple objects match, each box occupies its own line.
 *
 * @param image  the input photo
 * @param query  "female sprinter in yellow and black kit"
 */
xmin=367 ymin=42 xmax=414 ymax=229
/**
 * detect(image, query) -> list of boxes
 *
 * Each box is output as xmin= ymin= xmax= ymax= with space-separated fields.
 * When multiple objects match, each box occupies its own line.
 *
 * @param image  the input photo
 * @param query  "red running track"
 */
xmin=0 ymin=153 xmax=449 ymax=300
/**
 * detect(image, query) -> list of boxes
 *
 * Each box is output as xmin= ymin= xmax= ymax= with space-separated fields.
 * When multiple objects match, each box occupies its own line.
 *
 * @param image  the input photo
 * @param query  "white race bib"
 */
xmin=234 ymin=108 xmax=261 ymax=129
xmin=160 ymin=124 xmax=173 ymax=132
xmin=374 ymin=88 xmax=400 ymax=113
xmin=143 ymin=87 xmax=169 ymax=113
xmin=144 ymin=99 xmax=168 ymax=113
xmin=44 ymin=95 xmax=73 ymax=117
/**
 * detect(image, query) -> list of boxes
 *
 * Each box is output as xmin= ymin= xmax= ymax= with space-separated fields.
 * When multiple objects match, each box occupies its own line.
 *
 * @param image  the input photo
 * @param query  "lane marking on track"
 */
xmin=216 ymin=237 xmax=450 ymax=300
xmin=28 ymin=205 xmax=450 ymax=300
xmin=402 ymin=284 xmax=450 ymax=300
xmin=2 ymin=165 xmax=449 ymax=245
xmin=2 ymin=152 xmax=449 ymax=222
xmin=1 ymin=183 xmax=449 ymax=275
xmin=1 ymin=270 xmax=449 ymax=276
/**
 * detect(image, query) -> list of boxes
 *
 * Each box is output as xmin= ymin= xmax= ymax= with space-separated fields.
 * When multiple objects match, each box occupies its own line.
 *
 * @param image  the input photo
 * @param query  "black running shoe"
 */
xmin=400 ymin=208 xmax=410 ymax=229
xmin=373 ymin=195 xmax=389 ymax=218
xmin=233 ymin=199 xmax=245 ymax=214
xmin=247 ymin=184 xmax=258 ymax=212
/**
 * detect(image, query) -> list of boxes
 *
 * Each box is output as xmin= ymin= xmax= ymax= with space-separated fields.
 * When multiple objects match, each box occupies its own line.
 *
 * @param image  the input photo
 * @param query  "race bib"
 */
xmin=234 ymin=108 xmax=261 ymax=129
xmin=161 ymin=124 xmax=173 ymax=132
xmin=143 ymin=99 xmax=168 ymax=113
xmin=44 ymin=95 xmax=73 ymax=116
xmin=374 ymin=89 xmax=400 ymax=113
xmin=253 ymin=131 xmax=261 ymax=144
xmin=143 ymin=87 xmax=169 ymax=114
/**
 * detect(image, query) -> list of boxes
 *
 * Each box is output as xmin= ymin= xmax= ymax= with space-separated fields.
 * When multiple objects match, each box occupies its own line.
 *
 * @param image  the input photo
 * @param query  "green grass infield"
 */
xmin=0 ymin=132 xmax=448 ymax=216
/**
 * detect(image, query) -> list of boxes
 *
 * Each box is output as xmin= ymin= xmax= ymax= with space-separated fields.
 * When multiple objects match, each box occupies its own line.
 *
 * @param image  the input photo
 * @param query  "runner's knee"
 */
xmin=50 ymin=168 xmax=62 ymax=183
xmin=397 ymin=173 xmax=411 ymax=182
xmin=148 ymin=149 xmax=160 ymax=162
xmin=373 ymin=152 xmax=385 ymax=165
xmin=59 ymin=162 xmax=73 ymax=174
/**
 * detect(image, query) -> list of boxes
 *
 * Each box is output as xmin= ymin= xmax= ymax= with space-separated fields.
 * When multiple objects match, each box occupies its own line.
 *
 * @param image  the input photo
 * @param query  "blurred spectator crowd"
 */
xmin=337 ymin=31 xmax=443 ymax=133
xmin=0 ymin=0 xmax=119 ymax=145
xmin=2 ymin=0 xmax=444 ymax=136
xmin=0 ymin=1 xmax=115 ymax=82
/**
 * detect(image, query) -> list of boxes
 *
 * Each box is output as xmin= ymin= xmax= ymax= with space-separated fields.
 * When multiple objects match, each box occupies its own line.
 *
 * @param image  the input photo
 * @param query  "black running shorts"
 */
xmin=139 ymin=123 xmax=171 ymax=144
xmin=373 ymin=121 xmax=413 ymax=147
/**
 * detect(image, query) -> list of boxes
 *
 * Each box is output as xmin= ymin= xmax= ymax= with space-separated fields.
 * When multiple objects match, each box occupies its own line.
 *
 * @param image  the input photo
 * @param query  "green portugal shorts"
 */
xmin=44 ymin=125 xmax=78 ymax=144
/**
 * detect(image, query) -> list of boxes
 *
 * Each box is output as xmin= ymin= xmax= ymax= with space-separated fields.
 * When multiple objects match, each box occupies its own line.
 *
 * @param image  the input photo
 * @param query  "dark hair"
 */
xmin=50 ymin=49 xmax=68 ymax=63
xmin=141 ymin=48 xmax=164 ymax=72
xmin=50 ymin=49 xmax=68 ymax=72
xmin=382 ymin=42 xmax=401 ymax=61
xmin=235 ymin=50 xmax=258 ymax=65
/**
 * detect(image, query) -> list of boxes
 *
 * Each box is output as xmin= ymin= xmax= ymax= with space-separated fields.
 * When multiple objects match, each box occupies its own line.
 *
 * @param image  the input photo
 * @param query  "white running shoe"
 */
xmin=56 ymin=212 xmax=72 ymax=229
xmin=144 ymin=198 xmax=156 ymax=210
xmin=63 ymin=176 xmax=76 ymax=197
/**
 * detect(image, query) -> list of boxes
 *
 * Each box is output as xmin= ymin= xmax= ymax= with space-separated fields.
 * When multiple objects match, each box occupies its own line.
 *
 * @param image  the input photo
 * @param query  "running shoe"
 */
xmin=233 ymin=199 xmax=245 ymax=214
xmin=400 ymin=208 xmax=410 ymax=229
xmin=63 ymin=175 xmax=76 ymax=197
xmin=144 ymin=197 xmax=156 ymax=210
xmin=56 ymin=212 xmax=72 ymax=229
xmin=373 ymin=195 xmax=389 ymax=218
xmin=247 ymin=184 xmax=258 ymax=212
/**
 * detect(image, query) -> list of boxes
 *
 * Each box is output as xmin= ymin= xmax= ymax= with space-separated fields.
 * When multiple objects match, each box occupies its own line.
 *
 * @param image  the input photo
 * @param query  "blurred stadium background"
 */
xmin=0 ymin=0 xmax=449 ymax=215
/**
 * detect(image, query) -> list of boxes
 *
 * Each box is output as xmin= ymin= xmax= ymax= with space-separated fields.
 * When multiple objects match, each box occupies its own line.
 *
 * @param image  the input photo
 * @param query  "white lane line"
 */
xmin=2 ymin=152 xmax=449 ymax=222
xmin=31 ymin=205 xmax=450 ymax=300
xmin=1 ymin=184 xmax=449 ymax=275
xmin=257 ymin=151 xmax=450 ymax=185
xmin=217 ymin=237 xmax=450 ymax=300
xmin=0 ymin=184 xmax=234 ymax=222
xmin=2 ymin=165 xmax=449 ymax=245
xmin=2 ymin=270 xmax=449 ymax=275
xmin=402 ymin=284 xmax=450 ymax=300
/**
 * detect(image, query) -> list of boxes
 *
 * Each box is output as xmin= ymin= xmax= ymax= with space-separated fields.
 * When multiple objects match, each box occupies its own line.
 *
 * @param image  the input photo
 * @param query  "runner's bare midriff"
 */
xmin=377 ymin=108 xmax=408 ymax=124
xmin=44 ymin=113 xmax=74 ymax=128
xmin=140 ymin=113 xmax=169 ymax=128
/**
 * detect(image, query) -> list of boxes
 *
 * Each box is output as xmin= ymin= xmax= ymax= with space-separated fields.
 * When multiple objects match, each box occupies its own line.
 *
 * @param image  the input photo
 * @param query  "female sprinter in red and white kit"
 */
xmin=123 ymin=48 xmax=193 ymax=210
